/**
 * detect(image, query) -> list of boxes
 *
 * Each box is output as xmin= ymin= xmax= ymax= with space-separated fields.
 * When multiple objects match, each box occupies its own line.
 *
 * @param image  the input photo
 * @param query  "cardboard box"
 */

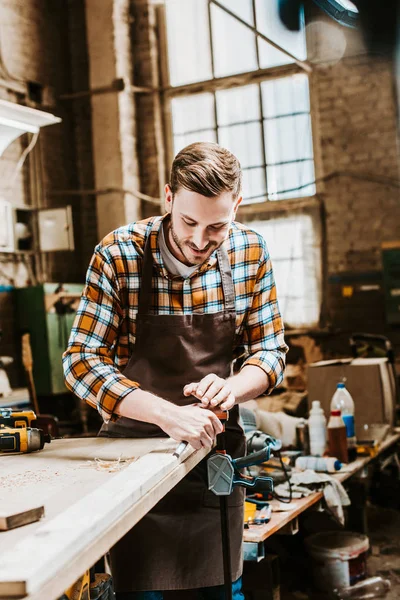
xmin=307 ymin=358 xmax=396 ymax=427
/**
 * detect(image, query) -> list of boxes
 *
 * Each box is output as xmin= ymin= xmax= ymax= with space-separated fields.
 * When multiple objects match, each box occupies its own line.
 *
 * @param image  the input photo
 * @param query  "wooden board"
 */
xmin=0 ymin=437 xmax=208 ymax=599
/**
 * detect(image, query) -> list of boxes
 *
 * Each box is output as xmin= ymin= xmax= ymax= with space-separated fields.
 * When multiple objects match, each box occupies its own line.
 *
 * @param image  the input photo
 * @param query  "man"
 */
xmin=63 ymin=142 xmax=288 ymax=600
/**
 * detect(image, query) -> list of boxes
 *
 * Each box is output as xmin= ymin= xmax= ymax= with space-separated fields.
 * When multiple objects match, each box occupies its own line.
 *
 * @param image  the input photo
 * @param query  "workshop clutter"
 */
xmin=307 ymin=357 xmax=397 ymax=429
xmin=306 ymin=531 xmax=369 ymax=592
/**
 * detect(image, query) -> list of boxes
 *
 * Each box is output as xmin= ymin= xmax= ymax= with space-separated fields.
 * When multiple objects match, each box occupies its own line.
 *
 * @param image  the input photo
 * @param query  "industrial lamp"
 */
xmin=0 ymin=99 xmax=61 ymax=156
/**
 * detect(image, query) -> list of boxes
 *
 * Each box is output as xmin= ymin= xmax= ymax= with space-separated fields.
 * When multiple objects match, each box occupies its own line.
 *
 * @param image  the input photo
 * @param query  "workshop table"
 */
xmin=0 ymin=437 xmax=208 ymax=600
xmin=243 ymin=432 xmax=400 ymax=552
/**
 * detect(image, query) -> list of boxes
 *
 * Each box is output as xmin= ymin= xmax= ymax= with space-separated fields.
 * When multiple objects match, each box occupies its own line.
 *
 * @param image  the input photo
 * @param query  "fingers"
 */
xmin=183 ymin=382 xmax=198 ymax=397
xmin=220 ymin=393 xmax=236 ymax=411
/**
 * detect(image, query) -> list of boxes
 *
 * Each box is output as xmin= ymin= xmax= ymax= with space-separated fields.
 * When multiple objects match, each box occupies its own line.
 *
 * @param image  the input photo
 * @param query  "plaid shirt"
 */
xmin=63 ymin=215 xmax=288 ymax=422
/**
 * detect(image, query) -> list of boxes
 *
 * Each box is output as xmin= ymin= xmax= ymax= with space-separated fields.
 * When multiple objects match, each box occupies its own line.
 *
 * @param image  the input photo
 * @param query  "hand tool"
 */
xmin=0 ymin=425 xmax=51 ymax=453
xmin=207 ymin=435 xmax=280 ymax=600
xmin=173 ymin=408 xmax=229 ymax=458
xmin=59 ymin=567 xmax=115 ymax=600
xmin=0 ymin=407 xmax=37 ymax=429
xmin=21 ymin=332 xmax=40 ymax=415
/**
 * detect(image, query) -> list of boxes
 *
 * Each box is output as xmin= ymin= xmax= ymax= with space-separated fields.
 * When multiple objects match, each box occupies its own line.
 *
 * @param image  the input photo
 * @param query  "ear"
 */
xmin=165 ymin=184 xmax=173 ymax=214
xmin=233 ymin=195 xmax=243 ymax=217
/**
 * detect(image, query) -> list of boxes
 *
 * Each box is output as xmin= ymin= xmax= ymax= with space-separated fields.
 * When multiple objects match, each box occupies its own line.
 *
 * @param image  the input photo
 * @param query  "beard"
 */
xmin=169 ymin=217 xmax=219 ymax=266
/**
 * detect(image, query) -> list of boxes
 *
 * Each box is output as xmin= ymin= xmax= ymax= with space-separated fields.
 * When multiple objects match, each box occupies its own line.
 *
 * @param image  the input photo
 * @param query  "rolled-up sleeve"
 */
xmin=63 ymin=247 xmax=138 ymax=423
xmin=241 ymin=238 xmax=288 ymax=392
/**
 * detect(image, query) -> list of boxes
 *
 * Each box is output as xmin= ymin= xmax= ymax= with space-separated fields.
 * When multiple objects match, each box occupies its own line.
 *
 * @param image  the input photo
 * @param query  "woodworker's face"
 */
xmin=164 ymin=185 xmax=242 ymax=266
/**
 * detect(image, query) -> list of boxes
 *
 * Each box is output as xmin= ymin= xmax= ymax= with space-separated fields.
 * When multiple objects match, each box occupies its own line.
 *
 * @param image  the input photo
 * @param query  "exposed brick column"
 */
xmin=85 ymin=0 xmax=141 ymax=240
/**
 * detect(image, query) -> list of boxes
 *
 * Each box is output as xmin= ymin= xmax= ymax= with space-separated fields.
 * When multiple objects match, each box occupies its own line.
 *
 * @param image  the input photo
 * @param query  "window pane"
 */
xmin=264 ymin=114 xmax=314 ymax=164
xmin=165 ymin=0 xmax=212 ymax=86
xmin=242 ymin=168 xmax=266 ymax=203
xmin=173 ymin=131 xmax=217 ymax=156
xmin=171 ymin=93 xmax=215 ymax=135
xmin=255 ymin=0 xmax=307 ymax=68
xmin=261 ymin=75 xmax=310 ymax=118
xmin=216 ymin=85 xmax=260 ymax=126
xmin=214 ymin=0 xmax=254 ymax=25
xmin=211 ymin=3 xmax=258 ymax=78
xmin=218 ymin=122 xmax=263 ymax=168
xmin=249 ymin=215 xmax=321 ymax=327
xmin=267 ymin=160 xmax=316 ymax=200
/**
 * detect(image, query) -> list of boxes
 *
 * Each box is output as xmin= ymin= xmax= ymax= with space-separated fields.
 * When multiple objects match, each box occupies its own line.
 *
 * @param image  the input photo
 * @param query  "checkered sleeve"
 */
xmin=241 ymin=235 xmax=288 ymax=393
xmin=62 ymin=246 xmax=138 ymax=423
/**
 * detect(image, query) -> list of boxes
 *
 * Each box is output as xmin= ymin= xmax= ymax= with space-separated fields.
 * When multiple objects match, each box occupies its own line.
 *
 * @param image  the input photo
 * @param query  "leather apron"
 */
xmin=99 ymin=224 xmax=245 ymax=592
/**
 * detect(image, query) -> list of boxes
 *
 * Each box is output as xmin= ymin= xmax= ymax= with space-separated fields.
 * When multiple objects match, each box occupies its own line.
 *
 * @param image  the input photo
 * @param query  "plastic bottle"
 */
xmin=308 ymin=400 xmax=327 ymax=456
xmin=328 ymin=409 xmax=348 ymax=463
xmin=331 ymin=382 xmax=357 ymax=461
xmin=295 ymin=456 xmax=342 ymax=473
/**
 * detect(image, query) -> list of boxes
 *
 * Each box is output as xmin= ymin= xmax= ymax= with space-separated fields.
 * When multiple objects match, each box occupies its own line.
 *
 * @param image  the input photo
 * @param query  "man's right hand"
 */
xmin=159 ymin=403 xmax=224 ymax=450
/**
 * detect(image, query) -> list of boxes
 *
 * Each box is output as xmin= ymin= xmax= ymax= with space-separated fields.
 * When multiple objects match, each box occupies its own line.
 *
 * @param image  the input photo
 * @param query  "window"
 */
xmin=171 ymin=75 xmax=315 ymax=203
xmin=162 ymin=0 xmax=321 ymax=326
xmin=249 ymin=215 xmax=322 ymax=328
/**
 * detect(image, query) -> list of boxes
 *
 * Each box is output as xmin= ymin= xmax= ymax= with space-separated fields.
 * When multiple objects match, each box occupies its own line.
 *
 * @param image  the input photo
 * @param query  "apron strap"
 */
xmin=217 ymin=245 xmax=235 ymax=312
xmin=138 ymin=229 xmax=155 ymax=315
xmin=138 ymin=223 xmax=235 ymax=314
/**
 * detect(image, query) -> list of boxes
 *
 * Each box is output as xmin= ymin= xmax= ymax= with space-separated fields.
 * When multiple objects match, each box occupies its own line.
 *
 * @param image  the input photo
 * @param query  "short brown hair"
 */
xmin=170 ymin=142 xmax=242 ymax=199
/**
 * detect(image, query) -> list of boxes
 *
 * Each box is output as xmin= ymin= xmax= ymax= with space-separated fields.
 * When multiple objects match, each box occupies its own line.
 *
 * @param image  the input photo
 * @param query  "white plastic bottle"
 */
xmin=295 ymin=456 xmax=342 ymax=473
xmin=308 ymin=400 xmax=327 ymax=456
xmin=331 ymin=382 xmax=357 ymax=461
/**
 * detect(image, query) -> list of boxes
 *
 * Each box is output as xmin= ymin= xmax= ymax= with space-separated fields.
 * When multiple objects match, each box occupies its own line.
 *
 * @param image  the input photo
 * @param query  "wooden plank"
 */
xmin=0 ymin=437 xmax=207 ymax=599
xmin=0 ymin=506 xmax=44 ymax=531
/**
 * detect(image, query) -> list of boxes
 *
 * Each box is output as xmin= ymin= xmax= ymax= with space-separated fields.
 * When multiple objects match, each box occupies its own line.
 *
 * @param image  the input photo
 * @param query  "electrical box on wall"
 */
xmin=0 ymin=201 xmax=74 ymax=253
xmin=0 ymin=199 xmax=14 ymax=252
xmin=382 ymin=242 xmax=400 ymax=325
xmin=38 ymin=206 xmax=74 ymax=252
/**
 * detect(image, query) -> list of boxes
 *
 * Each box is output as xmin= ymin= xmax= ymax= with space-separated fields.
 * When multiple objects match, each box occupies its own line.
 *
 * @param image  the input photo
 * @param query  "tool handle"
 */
xmin=233 ymin=473 xmax=274 ymax=492
xmin=233 ymin=447 xmax=271 ymax=469
xmin=173 ymin=441 xmax=188 ymax=459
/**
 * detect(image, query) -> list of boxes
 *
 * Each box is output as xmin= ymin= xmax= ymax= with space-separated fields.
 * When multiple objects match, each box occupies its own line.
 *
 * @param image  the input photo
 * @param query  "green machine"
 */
xmin=382 ymin=242 xmax=400 ymax=326
xmin=15 ymin=283 xmax=83 ymax=395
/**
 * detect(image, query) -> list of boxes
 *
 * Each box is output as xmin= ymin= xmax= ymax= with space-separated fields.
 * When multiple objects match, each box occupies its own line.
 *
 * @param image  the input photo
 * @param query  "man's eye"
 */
xmin=209 ymin=224 xmax=226 ymax=231
xmin=183 ymin=220 xmax=196 ymax=227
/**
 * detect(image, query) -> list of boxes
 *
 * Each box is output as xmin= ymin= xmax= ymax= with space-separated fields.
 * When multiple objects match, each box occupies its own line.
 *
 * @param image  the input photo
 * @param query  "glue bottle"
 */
xmin=308 ymin=400 xmax=327 ymax=457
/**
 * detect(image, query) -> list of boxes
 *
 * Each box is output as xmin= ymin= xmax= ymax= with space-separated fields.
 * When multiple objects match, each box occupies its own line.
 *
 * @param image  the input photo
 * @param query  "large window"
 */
xmin=162 ymin=0 xmax=321 ymax=327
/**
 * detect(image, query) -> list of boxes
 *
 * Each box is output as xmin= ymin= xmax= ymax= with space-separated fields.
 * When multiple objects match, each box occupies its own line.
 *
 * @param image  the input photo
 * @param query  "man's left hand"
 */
xmin=183 ymin=373 xmax=235 ymax=411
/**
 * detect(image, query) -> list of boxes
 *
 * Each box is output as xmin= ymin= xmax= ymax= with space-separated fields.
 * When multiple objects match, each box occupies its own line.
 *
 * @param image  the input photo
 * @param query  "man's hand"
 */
xmin=159 ymin=403 xmax=223 ymax=450
xmin=183 ymin=373 xmax=236 ymax=411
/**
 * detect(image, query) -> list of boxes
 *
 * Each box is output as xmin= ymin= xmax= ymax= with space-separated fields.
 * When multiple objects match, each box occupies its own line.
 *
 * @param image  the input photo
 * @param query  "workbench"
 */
xmin=243 ymin=432 xmax=400 ymax=551
xmin=0 ymin=437 xmax=208 ymax=600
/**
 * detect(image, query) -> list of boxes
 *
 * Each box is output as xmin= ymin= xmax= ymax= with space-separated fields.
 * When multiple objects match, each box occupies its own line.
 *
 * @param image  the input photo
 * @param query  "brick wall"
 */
xmin=314 ymin=50 xmax=400 ymax=354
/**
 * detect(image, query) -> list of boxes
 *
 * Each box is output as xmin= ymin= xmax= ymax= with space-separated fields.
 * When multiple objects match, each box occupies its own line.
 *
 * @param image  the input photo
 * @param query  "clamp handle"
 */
xmin=233 ymin=472 xmax=274 ymax=492
xmin=233 ymin=447 xmax=271 ymax=470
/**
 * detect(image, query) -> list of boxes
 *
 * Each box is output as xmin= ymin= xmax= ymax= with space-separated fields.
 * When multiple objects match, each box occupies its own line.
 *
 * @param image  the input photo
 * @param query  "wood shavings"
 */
xmin=0 ymin=469 xmax=62 ymax=492
xmin=78 ymin=456 xmax=136 ymax=472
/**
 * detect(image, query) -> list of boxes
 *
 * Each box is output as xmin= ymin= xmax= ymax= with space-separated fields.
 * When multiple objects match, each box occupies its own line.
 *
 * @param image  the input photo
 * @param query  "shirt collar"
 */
xmin=149 ymin=214 xmax=219 ymax=279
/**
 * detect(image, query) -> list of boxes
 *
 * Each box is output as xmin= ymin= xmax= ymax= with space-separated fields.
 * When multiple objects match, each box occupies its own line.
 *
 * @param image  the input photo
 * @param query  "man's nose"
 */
xmin=192 ymin=228 xmax=209 ymax=250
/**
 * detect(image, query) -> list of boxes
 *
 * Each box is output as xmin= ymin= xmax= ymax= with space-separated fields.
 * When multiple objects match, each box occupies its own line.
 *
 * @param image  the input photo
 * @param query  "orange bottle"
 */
xmin=327 ymin=409 xmax=348 ymax=464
